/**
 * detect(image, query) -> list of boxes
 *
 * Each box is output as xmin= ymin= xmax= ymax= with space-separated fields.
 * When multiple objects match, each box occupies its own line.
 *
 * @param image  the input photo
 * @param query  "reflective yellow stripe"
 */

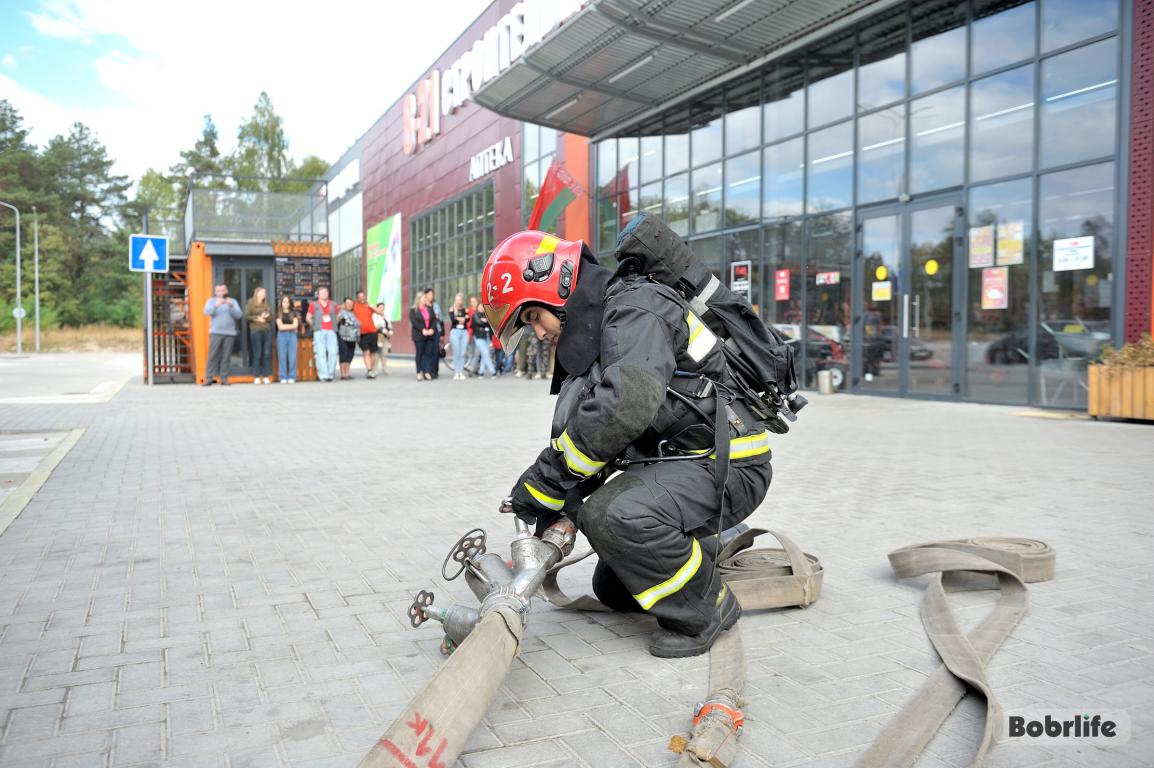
xmin=536 ymin=234 xmax=561 ymax=254
xmin=685 ymin=311 xmax=717 ymax=361
xmin=633 ymin=539 xmax=702 ymax=610
xmin=716 ymin=584 xmax=728 ymax=605
xmin=683 ymin=430 xmax=772 ymax=460
xmin=557 ymin=429 xmax=606 ymax=476
xmin=724 ymin=430 xmax=772 ymax=460
xmin=523 ymin=482 xmax=564 ymax=511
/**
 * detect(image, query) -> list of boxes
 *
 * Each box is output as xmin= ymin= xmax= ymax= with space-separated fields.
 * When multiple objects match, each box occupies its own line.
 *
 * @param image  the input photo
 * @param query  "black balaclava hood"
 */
xmin=550 ymin=243 xmax=612 ymax=394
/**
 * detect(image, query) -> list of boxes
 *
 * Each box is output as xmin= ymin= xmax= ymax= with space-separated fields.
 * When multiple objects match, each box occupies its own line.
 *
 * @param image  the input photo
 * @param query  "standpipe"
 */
xmin=358 ymin=514 xmax=575 ymax=768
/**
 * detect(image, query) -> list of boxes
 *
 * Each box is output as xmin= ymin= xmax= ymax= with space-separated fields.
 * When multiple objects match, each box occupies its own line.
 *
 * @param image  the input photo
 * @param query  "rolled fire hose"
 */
xmin=856 ymin=537 xmax=1056 ymax=768
xmin=546 ymin=528 xmax=823 ymax=768
xmin=358 ymin=607 xmax=524 ymax=768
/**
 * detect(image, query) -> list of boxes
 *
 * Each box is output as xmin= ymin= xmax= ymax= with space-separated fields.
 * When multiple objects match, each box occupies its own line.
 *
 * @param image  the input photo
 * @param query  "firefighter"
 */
xmin=482 ymin=222 xmax=773 ymax=658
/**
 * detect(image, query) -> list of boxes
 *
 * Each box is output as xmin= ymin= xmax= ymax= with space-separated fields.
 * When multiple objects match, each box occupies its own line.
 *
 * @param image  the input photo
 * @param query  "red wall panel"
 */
xmin=1127 ymin=0 xmax=1154 ymax=341
xmin=361 ymin=1 xmax=524 ymax=354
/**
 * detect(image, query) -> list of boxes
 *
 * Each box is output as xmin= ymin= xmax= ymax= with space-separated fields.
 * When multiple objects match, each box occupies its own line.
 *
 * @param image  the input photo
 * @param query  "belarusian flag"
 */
xmin=529 ymin=159 xmax=586 ymax=232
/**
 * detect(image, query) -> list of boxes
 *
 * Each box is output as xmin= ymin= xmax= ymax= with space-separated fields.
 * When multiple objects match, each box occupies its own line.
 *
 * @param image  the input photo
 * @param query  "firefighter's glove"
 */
xmin=507 ymin=469 xmax=565 ymax=527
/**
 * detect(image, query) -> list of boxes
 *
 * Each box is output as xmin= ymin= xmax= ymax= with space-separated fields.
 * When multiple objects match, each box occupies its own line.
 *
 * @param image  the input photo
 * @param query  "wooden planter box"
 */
xmin=1088 ymin=365 xmax=1154 ymax=421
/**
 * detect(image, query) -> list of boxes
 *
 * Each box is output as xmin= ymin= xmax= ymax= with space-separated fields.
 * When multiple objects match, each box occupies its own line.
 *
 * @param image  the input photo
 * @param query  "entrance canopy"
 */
xmin=472 ymin=0 xmax=882 ymax=138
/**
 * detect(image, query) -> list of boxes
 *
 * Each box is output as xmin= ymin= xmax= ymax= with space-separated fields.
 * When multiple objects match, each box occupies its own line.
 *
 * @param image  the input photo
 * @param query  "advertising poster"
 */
xmin=816 ymin=271 xmax=841 ymax=285
xmin=981 ymin=267 xmax=1009 ymax=310
xmin=730 ymin=260 xmax=752 ymax=299
xmin=774 ymin=269 xmax=790 ymax=301
xmin=969 ymin=225 xmax=995 ymax=268
xmin=1053 ymin=236 xmax=1095 ymax=272
xmin=997 ymin=220 xmax=1024 ymax=266
xmin=872 ymin=280 xmax=892 ymax=302
xmin=366 ymin=213 xmax=404 ymax=321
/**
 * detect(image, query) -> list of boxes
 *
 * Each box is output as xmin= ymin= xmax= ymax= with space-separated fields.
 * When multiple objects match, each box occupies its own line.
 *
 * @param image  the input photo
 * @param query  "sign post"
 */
xmin=0 ymin=200 xmax=20 ymax=354
xmin=129 ymin=232 xmax=169 ymax=387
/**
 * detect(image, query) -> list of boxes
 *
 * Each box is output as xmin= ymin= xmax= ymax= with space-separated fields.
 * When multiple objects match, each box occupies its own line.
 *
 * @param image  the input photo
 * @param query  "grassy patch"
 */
xmin=0 ymin=324 xmax=141 ymax=353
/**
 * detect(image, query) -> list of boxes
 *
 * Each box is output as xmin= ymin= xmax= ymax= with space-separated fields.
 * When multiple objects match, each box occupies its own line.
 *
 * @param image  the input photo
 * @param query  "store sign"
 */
xmin=969 ymin=225 xmax=994 ymax=268
xmin=730 ymin=260 xmax=751 ymax=299
xmin=815 ymin=271 xmax=840 ymax=285
xmin=982 ymin=267 xmax=1009 ymax=310
xmin=402 ymin=0 xmax=583 ymax=155
xmin=1053 ymin=236 xmax=1094 ymax=272
xmin=997 ymin=220 xmax=1024 ymax=266
xmin=774 ymin=269 xmax=790 ymax=301
xmin=872 ymin=281 xmax=892 ymax=302
xmin=468 ymin=137 xmax=515 ymax=181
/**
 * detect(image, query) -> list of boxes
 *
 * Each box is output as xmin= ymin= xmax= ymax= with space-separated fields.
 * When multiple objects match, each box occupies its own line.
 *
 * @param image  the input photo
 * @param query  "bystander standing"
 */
xmin=306 ymin=286 xmax=339 ymax=382
xmin=244 ymin=286 xmax=273 ymax=384
xmin=373 ymin=302 xmax=393 ymax=376
xmin=203 ymin=284 xmax=242 ymax=386
xmin=336 ymin=297 xmax=360 ymax=380
xmin=275 ymin=295 xmax=299 ymax=383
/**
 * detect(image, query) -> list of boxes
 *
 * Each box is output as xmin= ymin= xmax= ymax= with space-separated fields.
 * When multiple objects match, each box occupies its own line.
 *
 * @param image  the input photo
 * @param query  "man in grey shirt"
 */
xmin=203 ymin=284 xmax=242 ymax=385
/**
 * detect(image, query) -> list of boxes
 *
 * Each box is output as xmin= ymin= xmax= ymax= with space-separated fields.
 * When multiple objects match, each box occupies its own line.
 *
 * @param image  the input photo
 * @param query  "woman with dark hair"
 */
xmin=409 ymin=290 xmax=438 ymax=381
xmin=275 ymin=295 xmax=299 ymax=383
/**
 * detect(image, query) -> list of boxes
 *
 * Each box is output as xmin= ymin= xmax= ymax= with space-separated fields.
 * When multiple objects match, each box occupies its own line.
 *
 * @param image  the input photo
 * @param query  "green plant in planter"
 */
xmin=1099 ymin=333 xmax=1154 ymax=370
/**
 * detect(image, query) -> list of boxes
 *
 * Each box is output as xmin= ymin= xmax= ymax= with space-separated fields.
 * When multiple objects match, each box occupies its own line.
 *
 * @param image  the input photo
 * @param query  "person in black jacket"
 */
xmin=470 ymin=299 xmax=497 ymax=379
xmin=410 ymin=290 xmax=438 ymax=381
xmin=480 ymin=219 xmax=772 ymax=658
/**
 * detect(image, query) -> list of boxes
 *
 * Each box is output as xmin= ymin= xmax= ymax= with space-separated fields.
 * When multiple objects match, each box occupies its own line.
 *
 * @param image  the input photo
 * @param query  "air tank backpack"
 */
xmin=612 ymin=213 xmax=807 ymax=434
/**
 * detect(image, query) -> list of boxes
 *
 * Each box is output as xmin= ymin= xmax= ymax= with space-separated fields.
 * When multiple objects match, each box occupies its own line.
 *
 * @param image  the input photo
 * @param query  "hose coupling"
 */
xmin=479 ymin=586 xmax=530 ymax=627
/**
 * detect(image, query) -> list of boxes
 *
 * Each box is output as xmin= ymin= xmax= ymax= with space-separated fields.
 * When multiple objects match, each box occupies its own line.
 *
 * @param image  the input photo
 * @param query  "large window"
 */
xmin=522 ymin=123 xmax=557 ymax=226
xmin=590 ymin=0 xmax=1122 ymax=408
xmin=1037 ymin=162 xmax=1115 ymax=407
xmin=410 ymin=184 xmax=494 ymax=311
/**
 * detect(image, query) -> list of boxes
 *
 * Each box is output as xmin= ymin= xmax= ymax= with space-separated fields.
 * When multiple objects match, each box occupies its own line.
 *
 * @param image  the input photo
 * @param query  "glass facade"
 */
xmin=410 ymin=183 xmax=495 ymax=309
xmin=523 ymin=123 xmax=558 ymax=225
xmin=593 ymin=0 xmax=1122 ymax=406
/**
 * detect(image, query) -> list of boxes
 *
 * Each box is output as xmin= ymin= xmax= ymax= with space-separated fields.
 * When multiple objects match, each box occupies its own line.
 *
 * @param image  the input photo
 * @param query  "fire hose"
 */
xmin=360 ymin=522 xmax=1052 ymax=768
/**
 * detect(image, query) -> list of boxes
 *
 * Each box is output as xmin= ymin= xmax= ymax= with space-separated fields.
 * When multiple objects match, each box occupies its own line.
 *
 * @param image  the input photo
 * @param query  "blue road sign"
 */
xmin=129 ymin=234 xmax=169 ymax=273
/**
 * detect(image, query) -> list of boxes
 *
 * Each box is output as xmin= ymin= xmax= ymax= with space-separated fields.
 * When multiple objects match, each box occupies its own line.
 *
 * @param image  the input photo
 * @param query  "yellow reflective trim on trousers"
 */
xmin=523 ymin=482 xmax=564 ymax=511
xmin=683 ymin=430 xmax=772 ymax=460
xmin=633 ymin=538 xmax=703 ymax=610
xmin=558 ymin=429 xmax=605 ymax=476
xmin=536 ymin=234 xmax=561 ymax=254
xmin=716 ymin=584 xmax=728 ymax=605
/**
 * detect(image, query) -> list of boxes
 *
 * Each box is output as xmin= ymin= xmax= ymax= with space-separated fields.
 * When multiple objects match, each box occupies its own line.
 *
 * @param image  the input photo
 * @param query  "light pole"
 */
xmin=33 ymin=205 xmax=40 ymax=352
xmin=0 ymin=199 xmax=21 ymax=355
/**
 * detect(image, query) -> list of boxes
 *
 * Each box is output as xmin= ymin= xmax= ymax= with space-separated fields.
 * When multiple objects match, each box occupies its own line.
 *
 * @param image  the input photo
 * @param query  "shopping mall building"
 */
xmin=317 ymin=0 xmax=1152 ymax=408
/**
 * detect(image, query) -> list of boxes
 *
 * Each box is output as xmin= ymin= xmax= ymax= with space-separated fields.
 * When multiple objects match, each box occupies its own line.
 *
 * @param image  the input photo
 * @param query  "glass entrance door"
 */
xmin=855 ymin=199 xmax=962 ymax=396
xmin=214 ymin=259 xmax=274 ymax=377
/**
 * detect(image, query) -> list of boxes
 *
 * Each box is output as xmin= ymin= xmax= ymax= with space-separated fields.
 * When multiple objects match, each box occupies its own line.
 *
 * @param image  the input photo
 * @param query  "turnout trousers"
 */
xmin=576 ymin=451 xmax=772 ymax=635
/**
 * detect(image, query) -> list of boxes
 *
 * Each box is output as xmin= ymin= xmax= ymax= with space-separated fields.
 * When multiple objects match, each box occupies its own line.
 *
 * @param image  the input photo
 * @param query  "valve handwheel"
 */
xmin=441 ymin=528 xmax=487 ymax=581
xmin=408 ymin=589 xmax=435 ymax=628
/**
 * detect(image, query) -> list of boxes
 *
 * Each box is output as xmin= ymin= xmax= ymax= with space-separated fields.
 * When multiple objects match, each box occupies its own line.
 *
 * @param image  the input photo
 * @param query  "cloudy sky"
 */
xmin=0 ymin=0 xmax=493 ymax=183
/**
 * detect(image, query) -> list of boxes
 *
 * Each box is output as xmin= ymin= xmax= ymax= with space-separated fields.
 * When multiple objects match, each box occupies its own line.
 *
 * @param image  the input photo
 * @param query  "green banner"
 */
xmin=366 ymin=213 xmax=403 ymax=321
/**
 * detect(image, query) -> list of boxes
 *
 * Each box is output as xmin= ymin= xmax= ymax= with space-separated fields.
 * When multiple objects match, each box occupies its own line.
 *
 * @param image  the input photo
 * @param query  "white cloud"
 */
xmin=5 ymin=0 xmax=495 ymax=184
xmin=1 ymin=53 xmax=16 ymax=69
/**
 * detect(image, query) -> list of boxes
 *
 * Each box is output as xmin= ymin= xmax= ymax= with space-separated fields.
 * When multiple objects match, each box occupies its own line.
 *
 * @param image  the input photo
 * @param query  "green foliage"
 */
xmin=1100 ymin=334 xmax=1154 ymax=369
xmin=0 ymin=100 xmax=140 ymax=329
xmin=232 ymin=92 xmax=291 ymax=190
xmin=0 ymin=95 xmax=326 ymax=334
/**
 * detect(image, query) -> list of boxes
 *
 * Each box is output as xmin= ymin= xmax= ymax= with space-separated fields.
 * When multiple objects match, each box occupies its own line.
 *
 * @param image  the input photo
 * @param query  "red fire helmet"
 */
xmin=481 ymin=230 xmax=583 ymax=351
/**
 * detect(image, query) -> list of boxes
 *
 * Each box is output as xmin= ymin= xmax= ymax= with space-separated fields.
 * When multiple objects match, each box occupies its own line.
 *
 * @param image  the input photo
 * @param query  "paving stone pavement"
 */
xmin=0 ymin=368 xmax=1151 ymax=768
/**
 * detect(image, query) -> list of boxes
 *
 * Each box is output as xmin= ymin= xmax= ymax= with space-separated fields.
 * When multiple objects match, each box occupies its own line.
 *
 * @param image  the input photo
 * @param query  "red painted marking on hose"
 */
xmin=427 ymin=738 xmax=447 ymax=768
xmin=399 ymin=710 xmax=448 ymax=768
xmin=407 ymin=712 xmax=429 ymax=736
xmin=379 ymin=738 xmax=419 ymax=768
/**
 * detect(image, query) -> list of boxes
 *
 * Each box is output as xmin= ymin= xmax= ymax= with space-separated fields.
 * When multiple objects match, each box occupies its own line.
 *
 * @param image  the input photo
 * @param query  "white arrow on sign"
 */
xmin=140 ymin=238 xmax=160 ymax=270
